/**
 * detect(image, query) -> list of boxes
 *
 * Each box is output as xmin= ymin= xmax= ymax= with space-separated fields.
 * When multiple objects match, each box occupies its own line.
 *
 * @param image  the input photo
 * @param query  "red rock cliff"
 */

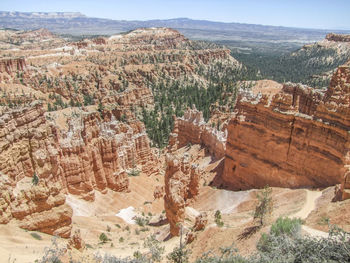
xmin=169 ymin=108 xmax=226 ymax=159
xmin=223 ymin=63 xmax=350 ymax=190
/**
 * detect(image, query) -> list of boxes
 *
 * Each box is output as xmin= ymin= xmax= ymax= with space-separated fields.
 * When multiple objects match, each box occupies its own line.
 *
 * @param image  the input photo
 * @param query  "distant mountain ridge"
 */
xmin=1 ymin=11 xmax=349 ymax=44
xmin=0 ymin=11 xmax=86 ymax=19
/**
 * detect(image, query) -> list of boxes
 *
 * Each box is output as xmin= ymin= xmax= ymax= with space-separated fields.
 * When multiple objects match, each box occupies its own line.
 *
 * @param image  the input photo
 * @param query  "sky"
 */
xmin=1 ymin=0 xmax=350 ymax=30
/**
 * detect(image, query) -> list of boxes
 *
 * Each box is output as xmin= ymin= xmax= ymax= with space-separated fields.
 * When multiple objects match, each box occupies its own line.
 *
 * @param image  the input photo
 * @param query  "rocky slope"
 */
xmin=222 ymin=62 xmax=350 ymax=191
xmin=288 ymin=34 xmax=350 ymax=85
xmin=0 ymin=28 xmax=238 ymax=110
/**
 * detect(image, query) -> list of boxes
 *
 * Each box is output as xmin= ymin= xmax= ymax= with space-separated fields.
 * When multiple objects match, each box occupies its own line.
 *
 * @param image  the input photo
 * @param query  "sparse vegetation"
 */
xmin=36 ymin=237 xmax=64 ymax=263
xmin=32 ymin=172 xmax=39 ymax=185
xmin=30 ymin=232 xmax=42 ymax=240
xmin=135 ymin=216 xmax=150 ymax=227
xmin=254 ymin=186 xmax=273 ymax=226
xmin=144 ymin=235 xmax=165 ymax=263
xmin=167 ymin=246 xmax=191 ymax=263
xmin=214 ymin=210 xmax=224 ymax=227
xmin=269 ymin=217 xmax=303 ymax=237
xmin=128 ymin=169 xmax=140 ymax=177
xmin=99 ymin=232 xmax=110 ymax=243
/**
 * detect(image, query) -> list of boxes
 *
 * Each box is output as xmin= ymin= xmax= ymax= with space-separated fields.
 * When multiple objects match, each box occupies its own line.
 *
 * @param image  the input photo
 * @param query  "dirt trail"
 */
xmin=292 ymin=190 xmax=328 ymax=238
xmin=293 ymin=190 xmax=321 ymax=219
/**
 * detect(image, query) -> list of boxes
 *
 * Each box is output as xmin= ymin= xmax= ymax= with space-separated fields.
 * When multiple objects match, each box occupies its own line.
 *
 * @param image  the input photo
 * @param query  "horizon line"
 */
xmin=1 ymin=10 xmax=350 ymax=32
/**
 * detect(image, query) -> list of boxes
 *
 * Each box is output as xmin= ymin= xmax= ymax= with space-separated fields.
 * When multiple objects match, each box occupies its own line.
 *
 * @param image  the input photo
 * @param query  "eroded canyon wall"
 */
xmin=222 ymin=63 xmax=350 ymax=191
xmin=169 ymin=108 xmax=227 ymax=159
xmin=0 ymin=102 xmax=158 ymax=235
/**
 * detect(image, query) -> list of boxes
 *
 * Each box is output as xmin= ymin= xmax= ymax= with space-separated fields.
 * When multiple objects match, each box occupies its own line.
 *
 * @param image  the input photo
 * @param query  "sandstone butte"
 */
xmin=222 ymin=61 xmax=350 ymax=197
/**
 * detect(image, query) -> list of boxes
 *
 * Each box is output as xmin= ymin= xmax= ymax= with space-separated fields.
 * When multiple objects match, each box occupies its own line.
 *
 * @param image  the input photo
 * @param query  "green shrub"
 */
xmin=99 ymin=232 xmax=109 ymax=243
xmin=270 ymin=217 xmax=302 ymax=237
xmin=195 ymin=245 xmax=248 ymax=263
xmin=128 ymin=169 xmax=140 ymax=177
xmin=30 ymin=232 xmax=42 ymax=240
xmin=167 ymin=246 xmax=191 ymax=263
xmin=85 ymin=243 xmax=93 ymax=249
xmin=214 ymin=210 xmax=224 ymax=227
xmin=32 ymin=173 xmax=39 ymax=185
xmin=144 ymin=235 xmax=165 ymax=262
xmin=319 ymin=215 xmax=330 ymax=226
xmin=135 ymin=216 xmax=149 ymax=227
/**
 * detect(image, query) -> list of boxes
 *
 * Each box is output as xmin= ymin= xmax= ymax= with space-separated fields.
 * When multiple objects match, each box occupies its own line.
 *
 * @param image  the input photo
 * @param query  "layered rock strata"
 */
xmin=169 ymin=108 xmax=227 ymax=159
xmin=223 ymin=63 xmax=350 ymax=190
xmin=0 ymin=176 xmax=72 ymax=237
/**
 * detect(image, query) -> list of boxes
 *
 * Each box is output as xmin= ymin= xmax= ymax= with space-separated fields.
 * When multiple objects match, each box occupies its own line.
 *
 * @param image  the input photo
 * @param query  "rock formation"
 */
xmin=0 ymin=101 xmax=158 ymax=235
xmin=0 ymin=102 xmax=157 ymax=199
xmin=193 ymin=212 xmax=208 ymax=232
xmin=223 ymin=62 xmax=350 ymax=190
xmin=12 ymin=180 xmax=72 ymax=238
xmin=164 ymin=153 xmax=200 ymax=236
xmin=0 ymin=58 xmax=26 ymax=74
xmin=326 ymin=33 xmax=350 ymax=42
xmin=55 ymin=109 xmax=158 ymax=200
xmin=0 ymin=27 xmax=240 ymax=239
xmin=68 ymin=229 xmax=85 ymax=251
xmin=169 ymin=108 xmax=227 ymax=159
xmin=0 ymin=176 xmax=72 ymax=237
xmin=153 ymin=185 xmax=165 ymax=199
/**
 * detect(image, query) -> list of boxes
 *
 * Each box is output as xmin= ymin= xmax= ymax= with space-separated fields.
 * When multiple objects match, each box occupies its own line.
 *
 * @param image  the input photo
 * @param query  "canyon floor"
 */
xmin=1 ymin=144 xmax=348 ymax=263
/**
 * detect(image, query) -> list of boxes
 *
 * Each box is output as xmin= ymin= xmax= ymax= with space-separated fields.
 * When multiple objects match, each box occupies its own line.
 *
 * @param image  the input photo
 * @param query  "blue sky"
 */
xmin=1 ymin=0 xmax=350 ymax=30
